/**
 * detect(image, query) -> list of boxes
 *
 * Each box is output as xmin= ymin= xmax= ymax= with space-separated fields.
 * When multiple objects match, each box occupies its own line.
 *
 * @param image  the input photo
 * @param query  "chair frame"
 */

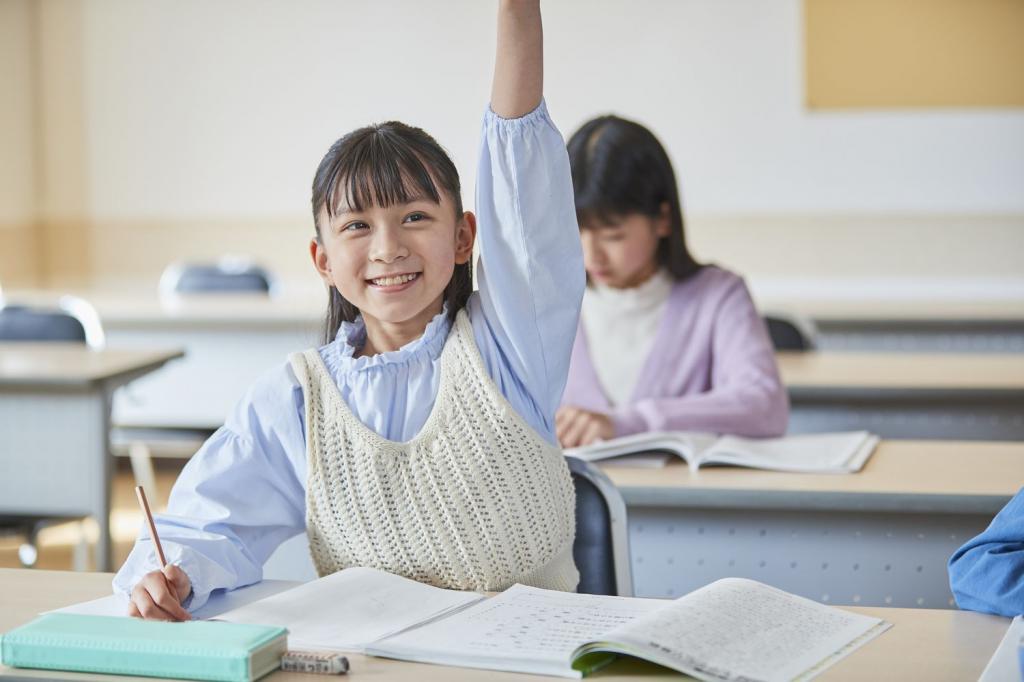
xmin=565 ymin=456 xmax=634 ymax=597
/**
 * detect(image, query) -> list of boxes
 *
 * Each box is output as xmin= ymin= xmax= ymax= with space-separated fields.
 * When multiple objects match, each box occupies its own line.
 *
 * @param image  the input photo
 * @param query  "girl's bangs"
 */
xmin=326 ymin=141 xmax=442 ymax=219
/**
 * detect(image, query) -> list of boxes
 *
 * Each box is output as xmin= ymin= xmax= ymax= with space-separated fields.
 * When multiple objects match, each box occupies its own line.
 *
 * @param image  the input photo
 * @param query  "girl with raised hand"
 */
xmin=557 ymin=116 xmax=788 ymax=448
xmin=116 ymin=0 xmax=584 ymax=621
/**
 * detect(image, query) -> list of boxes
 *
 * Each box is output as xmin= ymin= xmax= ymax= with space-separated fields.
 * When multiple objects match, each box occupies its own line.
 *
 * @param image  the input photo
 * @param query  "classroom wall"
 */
xmin=8 ymin=0 xmax=1024 ymax=297
xmin=0 ymin=0 xmax=38 ymax=288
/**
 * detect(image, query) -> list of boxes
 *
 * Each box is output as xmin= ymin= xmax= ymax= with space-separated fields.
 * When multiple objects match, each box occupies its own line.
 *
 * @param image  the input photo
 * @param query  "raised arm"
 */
xmin=491 ymin=0 xmax=542 ymax=118
xmin=469 ymin=0 xmax=585 ymax=445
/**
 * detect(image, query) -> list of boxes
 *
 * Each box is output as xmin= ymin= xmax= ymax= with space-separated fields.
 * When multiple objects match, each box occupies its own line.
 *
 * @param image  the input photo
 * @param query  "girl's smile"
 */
xmin=367 ymin=271 xmax=422 ymax=292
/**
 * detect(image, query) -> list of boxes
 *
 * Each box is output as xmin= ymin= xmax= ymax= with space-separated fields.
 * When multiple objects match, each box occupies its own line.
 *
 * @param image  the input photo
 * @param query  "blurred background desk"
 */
xmin=0 ymin=344 xmax=183 ymax=571
xmin=762 ymin=298 xmax=1024 ymax=353
xmin=599 ymin=440 xmax=1023 ymax=606
xmin=778 ymin=351 xmax=1024 ymax=440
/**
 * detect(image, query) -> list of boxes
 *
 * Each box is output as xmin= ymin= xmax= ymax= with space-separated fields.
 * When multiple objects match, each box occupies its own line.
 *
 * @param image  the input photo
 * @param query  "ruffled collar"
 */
xmin=326 ymin=305 xmax=452 ymax=373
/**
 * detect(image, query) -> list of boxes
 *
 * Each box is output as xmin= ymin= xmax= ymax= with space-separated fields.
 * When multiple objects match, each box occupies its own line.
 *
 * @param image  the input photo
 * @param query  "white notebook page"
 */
xmin=705 ymin=431 xmax=877 ymax=472
xmin=216 ymin=566 xmax=483 ymax=653
xmin=601 ymin=578 xmax=890 ymax=682
xmin=370 ymin=584 xmax=665 ymax=677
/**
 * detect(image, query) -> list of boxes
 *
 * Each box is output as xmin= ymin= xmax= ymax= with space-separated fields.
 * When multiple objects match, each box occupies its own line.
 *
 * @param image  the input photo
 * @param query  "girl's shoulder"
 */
xmin=672 ymin=263 xmax=749 ymax=299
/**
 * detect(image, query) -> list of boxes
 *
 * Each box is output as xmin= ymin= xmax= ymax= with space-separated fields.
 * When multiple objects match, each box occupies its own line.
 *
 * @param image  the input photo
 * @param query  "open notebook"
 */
xmin=57 ymin=568 xmax=890 ymax=680
xmin=564 ymin=430 xmax=880 ymax=472
xmin=367 ymin=577 xmax=891 ymax=680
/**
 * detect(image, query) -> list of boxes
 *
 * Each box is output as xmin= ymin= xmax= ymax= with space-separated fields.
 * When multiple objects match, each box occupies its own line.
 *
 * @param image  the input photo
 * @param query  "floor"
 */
xmin=0 ymin=462 xmax=185 ymax=572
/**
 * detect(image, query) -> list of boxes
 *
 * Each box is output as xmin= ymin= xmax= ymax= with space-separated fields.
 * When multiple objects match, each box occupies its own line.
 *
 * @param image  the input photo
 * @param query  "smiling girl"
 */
xmin=115 ymin=0 xmax=585 ymax=620
xmin=556 ymin=115 xmax=788 ymax=448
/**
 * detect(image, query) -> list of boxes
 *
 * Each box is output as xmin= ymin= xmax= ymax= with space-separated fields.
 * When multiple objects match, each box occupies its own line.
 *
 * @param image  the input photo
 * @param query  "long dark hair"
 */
xmin=311 ymin=121 xmax=472 ymax=345
xmin=567 ymin=115 xmax=701 ymax=281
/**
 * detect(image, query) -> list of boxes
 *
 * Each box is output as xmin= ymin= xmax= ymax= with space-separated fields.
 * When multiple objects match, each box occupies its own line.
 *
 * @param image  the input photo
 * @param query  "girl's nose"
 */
xmin=369 ymin=226 xmax=408 ymax=263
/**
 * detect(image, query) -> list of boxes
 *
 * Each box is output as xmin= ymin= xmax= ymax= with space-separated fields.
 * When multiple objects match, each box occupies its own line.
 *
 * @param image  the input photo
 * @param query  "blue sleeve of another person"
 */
xmin=948 ymin=487 xmax=1024 ymax=617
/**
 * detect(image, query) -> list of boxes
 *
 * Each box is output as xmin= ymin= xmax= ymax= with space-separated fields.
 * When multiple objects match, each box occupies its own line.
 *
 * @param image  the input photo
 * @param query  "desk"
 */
xmin=0 ymin=344 xmax=184 ymax=571
xmin=761 ymin=298 xmax=1024 ymax=353
xmin=778 ymin=351 xmax=1024 ymax=440
xmin=599 ymin=440 xmax=1024 ymax=607
xmin=5 ymin=290 xmax=323 ymax=431
xmin=0 ymin=568 xmax=1010 ymax=681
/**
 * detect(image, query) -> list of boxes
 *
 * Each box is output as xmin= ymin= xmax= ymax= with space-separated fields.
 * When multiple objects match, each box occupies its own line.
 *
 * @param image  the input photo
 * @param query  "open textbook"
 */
xmin=54 ymin=568 xmax=890 ymax=680
xmin=367 ymin=577 xmax=891 ymax=680
xmin=564 ymin=430 xmax=880 ymax=472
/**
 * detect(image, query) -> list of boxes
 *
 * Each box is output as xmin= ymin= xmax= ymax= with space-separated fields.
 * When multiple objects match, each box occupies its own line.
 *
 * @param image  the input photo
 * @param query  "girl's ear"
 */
xmin=309 ymin=237 xmax=333 ymax=283
xmin=454 ymin=211 xmax=477 ymax=265
xmin=654 ymin=202 xmax=672 ymax=238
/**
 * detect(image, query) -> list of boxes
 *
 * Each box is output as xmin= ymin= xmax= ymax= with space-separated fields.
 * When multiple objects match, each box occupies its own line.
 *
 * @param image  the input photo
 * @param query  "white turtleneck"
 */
xmin=580 ymin=268 xmax=673 ymax=407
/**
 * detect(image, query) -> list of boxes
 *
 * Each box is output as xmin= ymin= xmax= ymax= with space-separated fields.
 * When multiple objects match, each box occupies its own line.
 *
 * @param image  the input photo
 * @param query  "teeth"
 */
xmin=371 ymin=273 xmax=417 ymax=286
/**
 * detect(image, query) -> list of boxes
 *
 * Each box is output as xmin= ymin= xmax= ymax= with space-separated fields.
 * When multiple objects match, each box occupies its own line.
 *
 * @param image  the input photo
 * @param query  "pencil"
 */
xmin=134 ymin=485 xmax=167 ymax=568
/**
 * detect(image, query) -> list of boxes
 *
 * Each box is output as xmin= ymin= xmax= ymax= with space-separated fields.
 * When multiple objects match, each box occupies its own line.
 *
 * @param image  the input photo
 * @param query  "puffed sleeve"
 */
xmin=112 ymin=363 xmax=308 ymax=611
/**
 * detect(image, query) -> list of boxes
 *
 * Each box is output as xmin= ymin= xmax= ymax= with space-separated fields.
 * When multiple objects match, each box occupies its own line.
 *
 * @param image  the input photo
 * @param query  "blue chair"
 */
xmin=764 ymin=314 xmax=816 ymax=351
xmin=0 ymin=296 xmax=104 ymax=348
xmin=160 ymin=257 xmax=276 ymax=296
xmin=566 ymin=456 xmax=633 ymax=596
xmin=0 ymin=297 xmax=104 ymax=567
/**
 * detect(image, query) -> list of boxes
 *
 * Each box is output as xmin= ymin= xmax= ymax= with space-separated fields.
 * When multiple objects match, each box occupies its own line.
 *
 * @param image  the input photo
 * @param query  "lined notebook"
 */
xmin=0 ymin=613 xmax=287 ymax=682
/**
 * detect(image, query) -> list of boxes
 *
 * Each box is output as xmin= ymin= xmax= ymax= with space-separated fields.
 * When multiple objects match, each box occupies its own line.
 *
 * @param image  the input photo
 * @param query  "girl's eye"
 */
xmin=343 ymin=221 xmax=369 ymax=232
xmin=404 ymin=212 xmax=428 ymax=223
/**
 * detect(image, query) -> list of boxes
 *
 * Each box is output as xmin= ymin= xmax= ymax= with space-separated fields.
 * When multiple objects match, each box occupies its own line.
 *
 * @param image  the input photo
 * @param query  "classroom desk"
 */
xmin=0 ymin=568 xmax=1010 ymax=681
xmin=759 ymin=297 xmax=1024 ymax=353
xmin=598 ymin=440 xmax=1024 ymax=608
xmin=0 ymin=344 xmax=184 ymax=571
xmin=778 ymin=351 xmax=1024 ymax=440
xmin=5 ymin=290 xmax=323 ymax=431
xmin=99 ymin=293 xmax=322 ymax=431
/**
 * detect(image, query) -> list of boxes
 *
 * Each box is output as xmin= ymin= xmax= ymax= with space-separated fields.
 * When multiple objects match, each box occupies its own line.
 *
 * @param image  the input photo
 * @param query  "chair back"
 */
xmin=764 ymin=314 xmax=816 ymax=351
xmin=565 ymin=456 xmax=633 ymax=596
xmin=160 ymin=258 xmax=275 ymax=295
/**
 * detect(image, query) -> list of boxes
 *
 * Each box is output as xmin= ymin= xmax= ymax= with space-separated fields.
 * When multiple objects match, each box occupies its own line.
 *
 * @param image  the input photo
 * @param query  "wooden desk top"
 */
xmin=0 ymin=569 xmax=1010 ymax=681
xmin=0 ymin=344 xmax=184 ymax=387
xmin=758 ymin=297 xmax=1024 ymax=323
xmin=777 ymin=351 xmax=1024 ymax=392
xmin=599 ymin=440 xmax=1024 ymax=512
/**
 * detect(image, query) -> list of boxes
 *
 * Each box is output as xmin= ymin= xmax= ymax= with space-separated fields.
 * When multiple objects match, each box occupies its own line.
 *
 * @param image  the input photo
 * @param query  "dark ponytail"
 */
xmin=567 ymin=115 xmax=701 ymax=281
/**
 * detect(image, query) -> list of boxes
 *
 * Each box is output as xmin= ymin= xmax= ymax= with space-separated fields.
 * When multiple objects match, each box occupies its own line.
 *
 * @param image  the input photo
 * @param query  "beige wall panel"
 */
xmin=82 ymin=218 xmax=321 ymax=291
xmin=36 ymin=0 xmax=89 ymax=219
xmin=0 ymin=223 xmax=39 ymax=288
xmin=687 ymin=213 xmax=1024 ymax=280
xmin=31 ymin=212 xmax=1022 ymax=291
xmin=0 ymin=0 xmax=36 ymax=225
xmin=806 ymin=0 xmax=1024 ymax=108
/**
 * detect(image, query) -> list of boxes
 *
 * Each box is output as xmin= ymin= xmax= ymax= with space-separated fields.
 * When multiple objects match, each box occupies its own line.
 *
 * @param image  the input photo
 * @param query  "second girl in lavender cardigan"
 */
xmin=556 ymin=115 xmax=788 ymax=448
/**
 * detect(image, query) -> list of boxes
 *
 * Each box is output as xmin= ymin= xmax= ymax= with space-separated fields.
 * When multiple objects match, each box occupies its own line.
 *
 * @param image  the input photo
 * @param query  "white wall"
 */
xmin=76 ymin=0 xmax=1024 ymax=219
xmin=19 ymin=0 xmax=1024 ymax=292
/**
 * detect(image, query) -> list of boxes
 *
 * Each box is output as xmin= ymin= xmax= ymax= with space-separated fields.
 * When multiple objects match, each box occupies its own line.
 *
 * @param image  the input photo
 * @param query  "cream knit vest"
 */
xmin=289 ymin=309 xmax=579 ymax=593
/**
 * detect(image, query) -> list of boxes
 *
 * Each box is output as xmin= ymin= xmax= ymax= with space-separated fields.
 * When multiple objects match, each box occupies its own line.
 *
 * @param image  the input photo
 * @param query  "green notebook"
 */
xmin=0 ymin=613 xmax=287 ymax=682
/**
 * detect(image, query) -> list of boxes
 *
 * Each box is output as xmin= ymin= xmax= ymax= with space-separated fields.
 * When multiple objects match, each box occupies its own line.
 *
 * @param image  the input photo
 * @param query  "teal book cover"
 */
xmin=1 ymin=613 xmax=287 ymax=682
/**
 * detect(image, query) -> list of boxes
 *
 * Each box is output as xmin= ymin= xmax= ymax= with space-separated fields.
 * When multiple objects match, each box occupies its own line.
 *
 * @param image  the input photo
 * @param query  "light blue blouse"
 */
xmin=113 ymin=101 xmax=585 ymax=611
xmin=948 ymin=486 xmax=1024 ymax=617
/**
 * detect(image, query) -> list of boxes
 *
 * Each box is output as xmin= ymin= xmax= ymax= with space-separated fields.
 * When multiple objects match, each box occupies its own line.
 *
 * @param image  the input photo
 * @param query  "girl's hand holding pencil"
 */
xmin=128 ymin=485 xmax=192 ymax=621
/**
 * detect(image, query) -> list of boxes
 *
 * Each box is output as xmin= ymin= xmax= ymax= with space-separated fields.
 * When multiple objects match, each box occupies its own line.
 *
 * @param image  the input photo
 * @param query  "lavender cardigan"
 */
xmin=562 ymin=265 xmax=789 ymax=438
